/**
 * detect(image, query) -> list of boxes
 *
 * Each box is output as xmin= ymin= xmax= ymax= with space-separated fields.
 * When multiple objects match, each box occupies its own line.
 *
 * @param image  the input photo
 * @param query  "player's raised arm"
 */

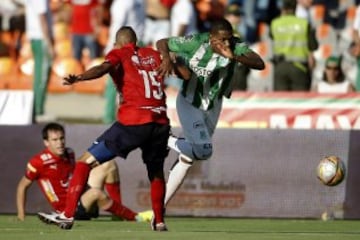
xmin=232 ymin=50 xmax=265 ymax=70
xmin=63 ymin=62 xmax=113 ymax=85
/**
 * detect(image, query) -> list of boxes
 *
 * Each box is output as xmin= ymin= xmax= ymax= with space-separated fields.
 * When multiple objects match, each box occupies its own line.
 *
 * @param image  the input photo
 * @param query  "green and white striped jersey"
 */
xmin=168 ymin=32 xmax=251 ymax=110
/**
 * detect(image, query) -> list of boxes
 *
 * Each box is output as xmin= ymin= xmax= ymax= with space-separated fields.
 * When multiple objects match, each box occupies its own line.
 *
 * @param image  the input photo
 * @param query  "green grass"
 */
xmin=1 ymin=215 xmax=360 ymax=240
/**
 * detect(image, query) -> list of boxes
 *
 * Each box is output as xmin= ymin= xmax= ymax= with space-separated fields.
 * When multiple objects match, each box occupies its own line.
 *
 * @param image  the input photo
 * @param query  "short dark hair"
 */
xmin=115 ymin=26 xmax=137 ymax=43
xmin=42 ymin=122 xmax=65 ymax=140
xmin=210 ymin=18 xmax=233 ymax=34
xmin=282 ymin=0 xmax=297 ymax=10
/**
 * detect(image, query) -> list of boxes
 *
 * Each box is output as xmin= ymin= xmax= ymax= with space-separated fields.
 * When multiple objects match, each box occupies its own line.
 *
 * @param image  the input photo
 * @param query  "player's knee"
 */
xmin=192 ymin=143 xmax=212 ymax=160
xmin=85 ymin=188 xmax=104 ymax=200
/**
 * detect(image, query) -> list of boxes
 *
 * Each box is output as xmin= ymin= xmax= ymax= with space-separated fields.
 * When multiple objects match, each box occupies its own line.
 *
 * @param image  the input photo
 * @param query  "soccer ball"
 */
xmin=317 ymin=156 xmax=346 ymax=186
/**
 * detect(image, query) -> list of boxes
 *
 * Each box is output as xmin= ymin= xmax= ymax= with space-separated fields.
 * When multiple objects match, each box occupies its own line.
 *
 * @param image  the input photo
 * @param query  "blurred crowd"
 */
xmin=1 ymin=0 xmax=360 ymax=95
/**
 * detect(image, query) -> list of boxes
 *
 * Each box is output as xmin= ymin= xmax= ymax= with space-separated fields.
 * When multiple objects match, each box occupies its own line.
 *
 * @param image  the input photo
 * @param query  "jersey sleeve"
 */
xmin=25 ymin=157 xmax=42 ymax=181
xmin=233 ymin=42 xmax=252 ymax=56
xmin=168 ymin=34 xmax=201 ymax=54
xmin=105 ymin=49 xmax=123 ymax=66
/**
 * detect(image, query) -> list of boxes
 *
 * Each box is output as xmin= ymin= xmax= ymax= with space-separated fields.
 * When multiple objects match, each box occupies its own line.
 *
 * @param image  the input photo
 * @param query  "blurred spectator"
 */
xmin=224 ymin=3 xmax=249 ymax=91
xmin=68 ymin=0 xmax=103 ymax=62
xmin=224 ymin=2 xmax=243 ymax=39
xmin=24 ymin=0 xmax=55 ymax=121
xmin=270 ymin=0 xmax=318 ymax=91
xmin=143 ymin=0 xmax=173 ymax=48
xmin=103 ymin=0 xmax=145 ymax=124
xmin=296 ymin=0 xmax=313 ymax=26
xmin=243 ymin=0 xmax=280 ymax=44
xmin=170 ymin=0 xmax=198 ymax=36
xmin=313 ymin=0 xmax=347 ymax=30
xmin=0 ymin=0 xmax=25 ymax=60
xmin=164 ymin=0 xmax=198 ymax=91
xmin=104 ymin=0 xmax=145 ymax=54
xmin=195 ymin=0 xmax=226 ymax=32
xmin=352 ymin=4 xmax=360 ymax=44
xmin=348 ymin=41 xmax=360 ymax=91
xmin=313 ymin=56 xmax=355 ymax=93
xmin=351 ymin=4 xmax=360 ymax=90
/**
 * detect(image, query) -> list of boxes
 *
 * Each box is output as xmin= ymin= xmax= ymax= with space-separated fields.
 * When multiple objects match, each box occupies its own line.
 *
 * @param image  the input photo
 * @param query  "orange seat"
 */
xmin=310 ymin=4 xmax=325 ymax=27
xmin=345 ymin=5 xmax=357 ymax=28
xmin=316 ymin=23 xmax=337 ymax=45
xmin=313 ymin=43 xmax=334 ymax=61
xmin=9 ymin=72 xmax=33 ymax=90
xmin=7 ymin=57 xmax=33 ymax=90
xmin=257 ymin=22 xmax=270 ymax=41
xmin=48 ymin=57 xmax=83 ymax=93
xmin=0 ymin=57 xmax=19 ymax=89
xmin=73 ymin=57 xmax=107 ymax=94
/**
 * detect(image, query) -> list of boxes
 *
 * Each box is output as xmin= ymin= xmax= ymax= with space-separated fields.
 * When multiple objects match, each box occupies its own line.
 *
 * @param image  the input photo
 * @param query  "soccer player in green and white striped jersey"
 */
xmin=156 ymin=18 xmax=265 ymax=206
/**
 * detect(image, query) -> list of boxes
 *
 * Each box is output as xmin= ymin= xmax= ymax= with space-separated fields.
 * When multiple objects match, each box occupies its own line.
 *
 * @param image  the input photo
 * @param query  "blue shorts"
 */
xmin=88 ymin=122 xmax=170 ymax=164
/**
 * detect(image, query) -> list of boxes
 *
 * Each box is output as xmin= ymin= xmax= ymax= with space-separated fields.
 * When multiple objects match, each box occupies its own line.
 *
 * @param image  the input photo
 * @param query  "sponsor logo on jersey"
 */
xmin=140 ymin=56 xmax=156 ymax=66
xmin=175 ymin=35 xmax=195 ymax=43
xmin=60 ymin=179 xmax=70 ymax=188
xmin=60 ymin=174 xmax=72 ymax=188
xmin=191 ymin=66 xmax=212 ymax=77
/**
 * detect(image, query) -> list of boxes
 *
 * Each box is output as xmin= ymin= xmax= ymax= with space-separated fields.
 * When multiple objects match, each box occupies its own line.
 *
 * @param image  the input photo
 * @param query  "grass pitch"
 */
xmin=1 ymin=215 xmax=360 ymax=240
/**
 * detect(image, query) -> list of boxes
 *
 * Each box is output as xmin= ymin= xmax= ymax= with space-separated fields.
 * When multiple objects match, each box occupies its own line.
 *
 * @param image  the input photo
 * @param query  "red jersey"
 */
xmin=25 ymin=148 xmax=75 ymax=212
xmin=70 ymin=0 xmax=100 ymax=34
xmin=105 ymin=43 xmax=169 ymax=125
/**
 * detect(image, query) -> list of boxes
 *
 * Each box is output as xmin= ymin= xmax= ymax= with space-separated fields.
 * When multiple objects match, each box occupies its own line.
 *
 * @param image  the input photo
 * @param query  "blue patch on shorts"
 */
xmin=87 ymin=141 xmax=116 ymax=164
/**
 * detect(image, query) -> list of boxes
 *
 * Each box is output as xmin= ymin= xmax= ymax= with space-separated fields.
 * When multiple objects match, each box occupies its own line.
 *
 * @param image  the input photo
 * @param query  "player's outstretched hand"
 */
xmin=63 ymin=74 xmax=80 ymax=85
xmin=157 ymin=55 xmax=173 ymax=77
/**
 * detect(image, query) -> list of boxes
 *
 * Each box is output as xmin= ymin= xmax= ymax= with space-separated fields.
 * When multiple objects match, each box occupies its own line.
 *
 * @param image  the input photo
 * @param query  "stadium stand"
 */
xmin=309 ymin=4 xmax=325 ymax=27
xmin=48 ymin=57 xmax=82 ymax=93
xmin=0 ymin=57 xmax=17 ymax=89
xmin=315 ymin=23 xmax=338 ymax=45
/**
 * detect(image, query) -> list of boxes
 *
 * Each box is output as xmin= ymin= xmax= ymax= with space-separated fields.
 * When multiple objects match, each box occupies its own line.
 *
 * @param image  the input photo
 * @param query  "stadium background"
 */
xmin=1 ymin=91 xmax=360 ymax=219
xmin=1 ymin=0 xmax=360 ymax=215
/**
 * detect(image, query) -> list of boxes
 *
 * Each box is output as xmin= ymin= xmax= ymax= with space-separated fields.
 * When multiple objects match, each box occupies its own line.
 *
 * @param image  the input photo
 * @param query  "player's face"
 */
xmin=210 ymin=30 xmax=233 ymax=52
xmin=44 ymin=130 xmax=65 ymax=156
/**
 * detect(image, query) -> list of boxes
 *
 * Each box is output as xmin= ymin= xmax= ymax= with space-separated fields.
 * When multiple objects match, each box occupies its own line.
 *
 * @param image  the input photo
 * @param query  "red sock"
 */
xmin=64 ymin=162 xmax=91 ymax=218
xmin=105 ymin=182 xmax=121 ymax=204
xmin=151 ymin=178 xmax=165 ymax=224
xmin=105 ymin=201 xmax=136 ymax=220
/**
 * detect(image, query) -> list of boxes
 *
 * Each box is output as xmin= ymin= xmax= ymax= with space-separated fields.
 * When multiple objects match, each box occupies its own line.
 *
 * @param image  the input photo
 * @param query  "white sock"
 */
xmin=165 ymin=154 xmax=193 ymax=206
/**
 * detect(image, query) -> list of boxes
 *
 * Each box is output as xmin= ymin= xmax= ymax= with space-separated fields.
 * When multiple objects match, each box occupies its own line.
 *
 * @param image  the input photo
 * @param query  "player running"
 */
xmin=37 ymin=26 xmax=171 ymax=231
xmin=156 ymin=18 xmax=265 ymax=206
